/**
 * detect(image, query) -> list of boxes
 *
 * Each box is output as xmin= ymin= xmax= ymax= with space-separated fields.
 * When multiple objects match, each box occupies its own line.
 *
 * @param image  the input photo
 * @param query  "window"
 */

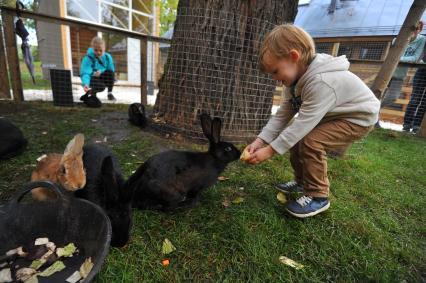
xmin=66 ymin=0 xmax=99 ymax=22
xmin=359 ymin=42 xmax=387 ymax=60
xmin=132 ymin=13 xmax=154 ymax=34
xmin=104 ymin=0 xmax=129 ymax=7
xmin=102 ymin=3 xmax=129 ymax=29
xmin=104 ymin=34 xmax=128 ymax=80
xmin=132 ymin=0 xmax=153 ymax=14
xmin=338 ymin=42 xmax=388 ymax=60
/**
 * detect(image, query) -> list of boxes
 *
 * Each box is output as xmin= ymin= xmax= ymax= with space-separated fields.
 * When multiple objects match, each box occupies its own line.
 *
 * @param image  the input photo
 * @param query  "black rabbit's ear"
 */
xmin=211 ymin=117 xmax=222 ymax=143
xmin=200 ymin=113 xmax=213 ymax=141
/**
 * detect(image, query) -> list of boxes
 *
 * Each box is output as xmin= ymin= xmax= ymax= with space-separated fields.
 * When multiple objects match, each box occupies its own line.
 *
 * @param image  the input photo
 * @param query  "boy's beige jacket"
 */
xmin=258 ymin=53 xmax=380 ymax=154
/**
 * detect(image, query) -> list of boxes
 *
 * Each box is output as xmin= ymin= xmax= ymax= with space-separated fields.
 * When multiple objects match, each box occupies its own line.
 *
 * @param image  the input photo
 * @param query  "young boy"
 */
xmin=246 ymin=24 xmax=380 ymax=218
xmin=80 ymin=36 xmax=116 ymax=101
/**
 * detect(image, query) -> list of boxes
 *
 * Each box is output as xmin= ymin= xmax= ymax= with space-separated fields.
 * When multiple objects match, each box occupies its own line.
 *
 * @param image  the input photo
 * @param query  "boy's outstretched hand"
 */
xmin=246 ymin=138 xmax=265 ymax=154
xmin=246 ymin=145 xmax=276 ymax=165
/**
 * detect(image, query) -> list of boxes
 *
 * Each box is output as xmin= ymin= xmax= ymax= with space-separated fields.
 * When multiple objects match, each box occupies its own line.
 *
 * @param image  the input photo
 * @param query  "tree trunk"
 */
xmin=153 ymin=0 xmax=298 ymax=143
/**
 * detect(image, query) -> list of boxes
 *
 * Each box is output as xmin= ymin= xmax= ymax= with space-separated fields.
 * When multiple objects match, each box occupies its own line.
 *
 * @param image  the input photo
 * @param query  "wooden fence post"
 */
xmin=370 ymin=0 xmax=426 ymax=99
xmin=140 ymin=39 xmax=148 ymax=106
xmin=0 ymin=19 xmax=11 ymax=99
xmin=1 ymin=11 xmax=24 ymax=102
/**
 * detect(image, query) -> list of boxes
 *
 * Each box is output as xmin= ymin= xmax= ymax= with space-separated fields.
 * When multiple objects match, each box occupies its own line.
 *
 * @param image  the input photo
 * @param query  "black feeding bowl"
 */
xmin=0 ymin=181 xmax=111 ymax=282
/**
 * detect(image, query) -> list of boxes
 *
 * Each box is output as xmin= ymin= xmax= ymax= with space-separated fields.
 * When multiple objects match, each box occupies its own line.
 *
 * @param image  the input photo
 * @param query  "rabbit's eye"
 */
xmin=61 ymin=166 xmax=66 ymax=175
xmin=225 ymin=146 xmax=232 ymax=152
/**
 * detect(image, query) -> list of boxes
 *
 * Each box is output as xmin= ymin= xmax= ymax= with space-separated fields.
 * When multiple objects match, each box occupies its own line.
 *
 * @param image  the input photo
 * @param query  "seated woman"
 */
xmin=80 ymin=36 xmax=116 ymax=101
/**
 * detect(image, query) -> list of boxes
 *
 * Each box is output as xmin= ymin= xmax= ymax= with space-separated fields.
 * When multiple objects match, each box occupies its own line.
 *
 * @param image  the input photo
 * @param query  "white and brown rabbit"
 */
xmin=31 ymin=133 xmax=86 ymax=200
xmin=128 ymin=113 xmax=241 ymax=211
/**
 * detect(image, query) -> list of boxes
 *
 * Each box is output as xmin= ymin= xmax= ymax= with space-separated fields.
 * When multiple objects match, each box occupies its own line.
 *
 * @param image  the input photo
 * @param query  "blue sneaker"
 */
xmin=275 ymin=181 xmax=304 ymax=194
xmin=285 ymin=195 xmax=330 ymax=218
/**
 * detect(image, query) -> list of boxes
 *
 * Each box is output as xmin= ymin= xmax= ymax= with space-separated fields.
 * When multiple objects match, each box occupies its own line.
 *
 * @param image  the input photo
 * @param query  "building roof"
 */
xmin=294 ymin=0 xmax=426 ymax=38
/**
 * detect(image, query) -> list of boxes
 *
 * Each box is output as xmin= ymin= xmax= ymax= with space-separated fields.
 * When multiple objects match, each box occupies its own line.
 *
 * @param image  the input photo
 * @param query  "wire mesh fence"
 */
xmin=150 ymin=7 xmax=277 ymax=143
xmin=0 ymin=3 xmax=164 ymax=106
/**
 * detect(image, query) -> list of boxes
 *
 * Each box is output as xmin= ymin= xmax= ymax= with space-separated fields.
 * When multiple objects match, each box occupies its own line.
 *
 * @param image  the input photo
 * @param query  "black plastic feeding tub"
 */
xmin=0 ymin=181 xmax=111 ymax=282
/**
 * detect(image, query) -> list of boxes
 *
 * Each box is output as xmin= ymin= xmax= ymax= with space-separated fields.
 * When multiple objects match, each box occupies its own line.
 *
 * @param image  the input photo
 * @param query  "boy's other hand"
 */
xmin=83 ymin=85 xmax=90 ymax=92
xmin=247 ymin=138 xmax=266 ymax=154
xmin=94 ymin=70 xmax=101 ymax=77
xmin=247 ymin=145 xmax=276 ymax=165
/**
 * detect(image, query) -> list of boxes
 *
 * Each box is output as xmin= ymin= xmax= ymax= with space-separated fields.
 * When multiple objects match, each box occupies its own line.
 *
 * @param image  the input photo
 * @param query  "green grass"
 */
xmin=0 ymin=101 xmax=425 ymax=282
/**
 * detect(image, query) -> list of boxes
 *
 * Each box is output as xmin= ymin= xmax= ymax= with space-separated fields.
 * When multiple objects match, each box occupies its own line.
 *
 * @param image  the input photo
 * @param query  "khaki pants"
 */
xmin=289 ymin=119 xmax=373 ymax=198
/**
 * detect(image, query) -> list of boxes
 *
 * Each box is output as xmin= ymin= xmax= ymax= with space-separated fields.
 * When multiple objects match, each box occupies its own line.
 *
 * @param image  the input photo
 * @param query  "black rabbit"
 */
xmin=128 ymin=114 xmax=241 ymax=211
xmin=0 ymin=118 xmax=27 ymax=160
xmin=128 ymin=103 xmax=147 ymax=128
xmin=75 ymin=144 xmax=133 ymax=247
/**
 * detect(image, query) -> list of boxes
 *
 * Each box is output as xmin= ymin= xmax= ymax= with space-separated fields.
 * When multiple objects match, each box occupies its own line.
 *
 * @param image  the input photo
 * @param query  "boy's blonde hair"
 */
xmin=259 ymin=24 xmax=315 ymax=68
xmin=91 ymin=36 xmax=105 ymax=48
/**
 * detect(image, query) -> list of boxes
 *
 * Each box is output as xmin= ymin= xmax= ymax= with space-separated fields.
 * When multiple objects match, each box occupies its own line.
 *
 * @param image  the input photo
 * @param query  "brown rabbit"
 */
xmin=31 ymin=133 xmax=86 ymax=200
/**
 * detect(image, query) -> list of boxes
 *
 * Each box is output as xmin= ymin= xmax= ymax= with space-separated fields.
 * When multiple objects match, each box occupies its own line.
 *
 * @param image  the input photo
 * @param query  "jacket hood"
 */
xmin=86 ymin=47 xmax=96 ymax=57
xmin=297 ymin=53 xmax=350 ymax=89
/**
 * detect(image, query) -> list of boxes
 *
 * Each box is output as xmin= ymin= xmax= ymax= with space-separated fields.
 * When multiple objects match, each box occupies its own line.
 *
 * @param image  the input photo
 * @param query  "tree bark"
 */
xmin=154 ymin=0 xmax=298 ymax=143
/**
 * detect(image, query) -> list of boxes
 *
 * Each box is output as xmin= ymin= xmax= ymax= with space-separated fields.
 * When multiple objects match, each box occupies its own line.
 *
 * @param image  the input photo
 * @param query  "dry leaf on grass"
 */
xmin=231 ymin=197 xmax=244 ymax=204
xmin=276 ymin=192 xmax=287 ymax=204
xmin=162 ymin=239 xmax=176 ymax=255
xmin=222 ymin=199 xmax=231 ymax=208
xmin=217 ymin=176 xmax=229 ymax=181
xmin=279 ymin=256 xmax=304 ymax=270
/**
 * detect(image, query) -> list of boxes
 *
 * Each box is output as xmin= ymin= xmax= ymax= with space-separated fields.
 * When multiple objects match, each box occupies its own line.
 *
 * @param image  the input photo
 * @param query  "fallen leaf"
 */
xmin=16 ymin=268 xmax=36 ymax=282
xmin=79 ymin=257 xmax=94 ymax=279
xmin=29 ymin=260 xmax=44 ymax=270
xmin=6 ymin=246 xmax=27 ymax=257
xmin=239 ymin=187 xmax=244 ymax=191
xmin=0 ymin=268 xmax=12 ymax=283
xmin=42 ymin=131 xmax=47 ymax=135
xmin=35 ymin=238 xmax=49 ymax=246
xmin=162 ymin=239 xmax=176 ymax=255
xmin=222 ymin=199 xmax=230 ymax=208
xmin=232 ymin=197 xmax=244 ymax=204
xmin=217 ymin=176 xmax=229 ymax=181
xmin=162 ymin=259 xmax=170 ymax=266
xmin=66 ymin=271 xmax=82 ymax=283
xmin=38 ymin=261 xmax=65 ymax=277
xmin=279 ymin=256 xmax=304 ymax=270
xmin=36 ymin=154 xmax=47 ymax=162
xmin=46 ymin=242 xmax=56 ymax=252
xmin=276 ymin=192 xmax=287 ymax=204
xmin=56 ymin=243 xmax=77 ymax=258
